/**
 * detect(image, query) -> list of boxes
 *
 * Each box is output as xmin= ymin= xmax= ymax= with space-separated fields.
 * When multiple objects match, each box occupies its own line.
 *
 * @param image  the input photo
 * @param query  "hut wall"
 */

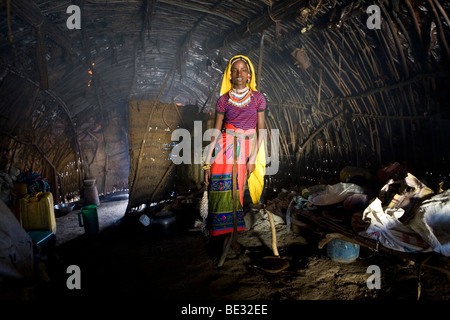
xmin=128 ymin=100 xmax=180 ymax=210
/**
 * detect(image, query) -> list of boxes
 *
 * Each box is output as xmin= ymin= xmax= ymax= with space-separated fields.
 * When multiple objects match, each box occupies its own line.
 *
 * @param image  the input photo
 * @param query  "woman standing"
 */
xmin=203 ymin=55 xmax=266 ymax=262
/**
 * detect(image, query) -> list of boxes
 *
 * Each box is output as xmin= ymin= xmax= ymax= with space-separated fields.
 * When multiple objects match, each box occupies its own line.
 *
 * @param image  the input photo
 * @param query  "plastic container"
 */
xmin=175 ymin=196 xmax=186 ymax=207
xmin=78 ymin=205 xmax=99 ymax=234
xmin=152 ymin=210 xmax=177 ymax=234
xmin=327 ymin=238 xmax=360 ymax=263
xmin=139 ymin=214 xmax=151 ymax=226
xmin=27 ymin=230 xmax=56 ymax=247
xmin=19 ymin=192 xmax=56 ymax=234
xmin=83 ymin=179 xmax=100 ymax=206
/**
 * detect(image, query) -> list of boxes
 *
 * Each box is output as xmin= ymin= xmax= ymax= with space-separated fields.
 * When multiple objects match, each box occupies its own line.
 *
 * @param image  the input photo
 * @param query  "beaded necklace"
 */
xmin=228 ymin=87 xmax=251 ymax=108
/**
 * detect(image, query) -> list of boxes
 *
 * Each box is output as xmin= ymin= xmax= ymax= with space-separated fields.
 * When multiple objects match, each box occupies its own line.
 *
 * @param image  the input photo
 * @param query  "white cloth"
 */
xmin=359 ymin=198 xmax=432 ymax=253
xmin=0 ymin=200 xmax=34 ymax=280
xmin=409 ymin=189 xmax=450 ymax=256
xmin=308 ymin=183 xmax=365 ymax=206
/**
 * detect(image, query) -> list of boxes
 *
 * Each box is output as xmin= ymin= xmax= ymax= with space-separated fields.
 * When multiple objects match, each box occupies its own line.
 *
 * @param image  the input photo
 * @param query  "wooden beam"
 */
xmin=174 ymin=0 xmax=223 ymax=77
xmin=1 ymin=130 xmax=61 ymax=202
xmin=257 ymin=31 xmax=265 ymax=91
xmin=298 ymin=71 xmax=448 ymax=105
xmin=298 ymin=113 xmax=343 ymax=152
xmin=205 ymin=0 xmax=305 ymax=51
xmin=36 ymin=26 xmax=49 ymax=90
xmin=10 ymin=0 xmax=73 ymax=53
xmin=158 ymin=0 xmax=241 ymax=24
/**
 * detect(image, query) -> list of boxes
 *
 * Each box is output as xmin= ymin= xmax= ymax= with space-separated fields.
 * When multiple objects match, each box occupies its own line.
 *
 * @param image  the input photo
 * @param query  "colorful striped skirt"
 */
xmin=208 ymin=123 xmax=255 ymax=236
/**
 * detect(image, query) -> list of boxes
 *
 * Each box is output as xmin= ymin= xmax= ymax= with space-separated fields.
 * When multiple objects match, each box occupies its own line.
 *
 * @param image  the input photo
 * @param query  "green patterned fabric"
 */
xmin=208 ymin=173 xmax=245 ymax=236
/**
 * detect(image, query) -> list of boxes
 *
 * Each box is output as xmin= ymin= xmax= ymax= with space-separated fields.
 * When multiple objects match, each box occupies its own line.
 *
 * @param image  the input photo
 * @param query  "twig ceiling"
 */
xmin=0 ymin=0 xmax=449 ymax=202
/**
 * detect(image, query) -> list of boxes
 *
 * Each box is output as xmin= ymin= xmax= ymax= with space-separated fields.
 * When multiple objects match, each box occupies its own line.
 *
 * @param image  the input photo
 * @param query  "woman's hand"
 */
xmin=204 ymin=169 xmax=211 ymax=186
xmin=246 ymin=163 xmax=255 ymax=177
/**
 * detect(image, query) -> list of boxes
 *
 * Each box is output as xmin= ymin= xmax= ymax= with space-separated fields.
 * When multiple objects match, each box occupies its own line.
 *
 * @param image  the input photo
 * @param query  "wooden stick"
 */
xmin=404 ymin=0 xmax=423 ymax=42
xmin=232 ymin=136 xmax=238 ymax=213
xmin=10 ymin=0 xmax=73 ymax=53
xmin=298 ymin=113 xmax=343 ymax=152
xmin=217 ymin=234 xmax=232 ymax=267
xmin=231 ymin=136 xmax=238 ymax=251
xmin=206 ymin=0 xmax=304 ymax=51
xmin=217 ymin=135 xmax=238 ymax=267
xmin=36 ymin=26 xmax=48 ymax=90
xmin=379 ymin=3 xmax=409 ymax=78
xmin=150 ymin=162 xmax=176 ymax=203
xmin=427 ymin=0 xmax=450 ymax=58
xmin=3 ymin=63 xmax=84 ymax=184
xmin=2 ymin=130 xmax=61 ymax=201
xmin=266 ymin=209 xmax=279 ymax=257
xmin=305 ymin=71 xmax=447 ymax=105
xmin=257 ymin=31 xmax=265 ymax=91
xmin=432 ymin=0 xmax=450 ymax=30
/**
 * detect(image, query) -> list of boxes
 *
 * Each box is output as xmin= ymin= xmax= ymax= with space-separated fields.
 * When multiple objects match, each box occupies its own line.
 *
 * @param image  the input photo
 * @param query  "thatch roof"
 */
xmin=0 ymin=0 xmax=449 ymax=208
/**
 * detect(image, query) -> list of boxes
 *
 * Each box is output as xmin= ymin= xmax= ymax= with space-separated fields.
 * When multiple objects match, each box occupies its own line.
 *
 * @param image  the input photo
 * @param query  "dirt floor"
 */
xmin=2 ymin=193 xmax=450 ymax=311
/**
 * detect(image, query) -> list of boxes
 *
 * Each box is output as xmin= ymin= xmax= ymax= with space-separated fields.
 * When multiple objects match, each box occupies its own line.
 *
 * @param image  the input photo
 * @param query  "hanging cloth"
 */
xmin=248 ymin=139 xmax=265 ymax=204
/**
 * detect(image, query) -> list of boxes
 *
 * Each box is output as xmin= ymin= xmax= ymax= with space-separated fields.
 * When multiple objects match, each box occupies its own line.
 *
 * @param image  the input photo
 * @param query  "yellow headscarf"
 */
xmin=220 ymin=55 xmax=257 ymax=96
